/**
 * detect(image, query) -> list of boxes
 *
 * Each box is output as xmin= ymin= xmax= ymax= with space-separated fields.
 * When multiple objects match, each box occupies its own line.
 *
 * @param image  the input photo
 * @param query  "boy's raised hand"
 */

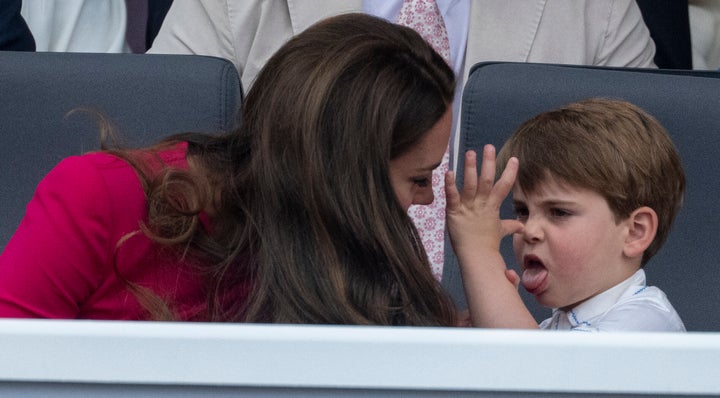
xmin=445 ymin=144 xmax=523 ymax=256
xmin=445 ymin=145 xmax=538 ymax=329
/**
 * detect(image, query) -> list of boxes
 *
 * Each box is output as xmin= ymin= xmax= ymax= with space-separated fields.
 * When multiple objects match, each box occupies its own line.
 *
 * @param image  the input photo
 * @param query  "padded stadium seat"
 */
xmin=443 ymin=62 xmax=720 ymax=331
xmin=0 ymin=51 xmax=242 ymax=249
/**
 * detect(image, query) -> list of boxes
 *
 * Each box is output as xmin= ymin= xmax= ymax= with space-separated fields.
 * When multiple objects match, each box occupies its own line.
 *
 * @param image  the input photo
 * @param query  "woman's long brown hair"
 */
xmin=117 ymin=14 xmax=457 ymax=325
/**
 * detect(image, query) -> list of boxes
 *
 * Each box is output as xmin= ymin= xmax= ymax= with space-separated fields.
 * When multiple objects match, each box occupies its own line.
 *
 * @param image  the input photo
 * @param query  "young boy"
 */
xmin=446 ymin=98 xmax=686 ymax=331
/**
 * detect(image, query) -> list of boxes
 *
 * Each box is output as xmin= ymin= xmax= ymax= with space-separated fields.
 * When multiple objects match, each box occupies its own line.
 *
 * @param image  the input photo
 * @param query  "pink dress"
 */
xmin=0 ymin=143 xmax=248 ymax=320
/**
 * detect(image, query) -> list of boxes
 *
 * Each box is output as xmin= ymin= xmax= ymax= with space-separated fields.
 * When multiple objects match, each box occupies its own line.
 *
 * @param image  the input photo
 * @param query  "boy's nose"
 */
xmin=521 ymin=217 xmax=544 ymax=243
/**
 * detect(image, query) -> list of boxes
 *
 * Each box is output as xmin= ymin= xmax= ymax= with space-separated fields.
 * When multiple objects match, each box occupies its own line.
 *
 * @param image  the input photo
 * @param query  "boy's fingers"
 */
xmin=456 ymin=309 xmax=472 ymax=327
xmin=491 ymin=157 xmax=518 ymax=203
xmin=501 ymin=219 xmax=524 ymax=236
xmin=445 ymin=171 xmax=459 ymax=210
xmin=478 ymin=144 xmax=497 ymax=195
xmin=505 ymin=269 xmax=520 ymax=289
xmin=461 ymin=150 xmax=477 ymax=202
xmin=457 ymin=147 xmax=518 ymax=207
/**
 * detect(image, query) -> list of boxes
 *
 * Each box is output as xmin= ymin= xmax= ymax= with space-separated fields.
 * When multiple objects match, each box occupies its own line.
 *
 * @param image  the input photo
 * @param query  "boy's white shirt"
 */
xmin=539 ymin=269 xmax=686 ymax=332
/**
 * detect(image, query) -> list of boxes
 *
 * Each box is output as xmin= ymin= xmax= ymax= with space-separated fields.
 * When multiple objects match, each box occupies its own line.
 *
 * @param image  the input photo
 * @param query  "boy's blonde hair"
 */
xmin=497 ymin=98 xmax=685 ymax=265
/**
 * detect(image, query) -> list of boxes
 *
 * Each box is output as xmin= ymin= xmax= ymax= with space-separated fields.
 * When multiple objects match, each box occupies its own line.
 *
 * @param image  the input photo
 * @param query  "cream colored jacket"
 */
xmin=148 ymin=0 xmax=656 ymax=93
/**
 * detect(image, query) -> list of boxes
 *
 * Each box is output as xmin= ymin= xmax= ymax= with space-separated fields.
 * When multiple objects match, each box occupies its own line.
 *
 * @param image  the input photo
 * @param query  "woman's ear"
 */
xmin=623 ymin=206 xmax=658 ymax=259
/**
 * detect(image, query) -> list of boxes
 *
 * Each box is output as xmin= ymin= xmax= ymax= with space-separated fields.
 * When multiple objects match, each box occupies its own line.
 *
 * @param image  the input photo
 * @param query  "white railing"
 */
xmin=0 ymin=319 xmax=718 ymax=396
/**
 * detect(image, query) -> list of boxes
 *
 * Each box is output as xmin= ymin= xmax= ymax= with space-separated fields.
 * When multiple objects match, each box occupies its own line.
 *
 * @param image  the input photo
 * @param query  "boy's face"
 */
xmin=511 ymin=178 xmax=635 ymax=311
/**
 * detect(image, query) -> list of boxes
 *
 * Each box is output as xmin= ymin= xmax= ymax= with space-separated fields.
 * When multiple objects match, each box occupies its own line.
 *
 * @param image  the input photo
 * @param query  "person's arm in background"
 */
xmin=688 ymin=0 xmax=720 ymax=70
xmin=146 ymin=0 xmax=299 ymax=92
xmin=20 ymin=0 xmax=128 ymax=52
xmin=0 ymin=0 xmax=35 ymax=51
xmin=597 ymin=0 xmax=657 ymax=67
xmin=147 ymin=0 xmax=239 ymax=69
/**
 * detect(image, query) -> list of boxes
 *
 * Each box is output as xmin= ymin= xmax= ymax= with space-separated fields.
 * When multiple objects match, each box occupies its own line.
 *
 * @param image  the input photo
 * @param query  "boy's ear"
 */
xmin=623 ymin=206 xmax=658 ymax=259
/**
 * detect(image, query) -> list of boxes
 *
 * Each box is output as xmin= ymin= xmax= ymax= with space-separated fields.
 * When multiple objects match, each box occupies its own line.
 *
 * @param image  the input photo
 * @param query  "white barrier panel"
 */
xmin=0 ymin=319 xmax=718 ymax=396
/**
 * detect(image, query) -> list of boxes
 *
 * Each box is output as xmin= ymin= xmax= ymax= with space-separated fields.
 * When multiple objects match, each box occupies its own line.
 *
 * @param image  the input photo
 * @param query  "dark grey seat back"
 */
xmin=0 ymin=51 xmax=242 ymax=249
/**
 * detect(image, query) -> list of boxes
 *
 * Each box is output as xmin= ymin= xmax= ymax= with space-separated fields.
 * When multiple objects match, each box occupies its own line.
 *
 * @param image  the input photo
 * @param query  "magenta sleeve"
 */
xmin=0 ymin=155 xmax=116 ymax=318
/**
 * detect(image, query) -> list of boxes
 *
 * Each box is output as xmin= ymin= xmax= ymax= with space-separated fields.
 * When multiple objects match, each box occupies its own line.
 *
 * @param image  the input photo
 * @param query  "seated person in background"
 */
xmin=0 ymin=13 xmax=458 ymax=325
xmin=148 ymin=0 xmax=658 ymax=94
xmin=689 ymin=0 xmax=720 ymax=70
xmin=446 ymin=98 xmax=686 ymax=332
xmin=0 ymin=0 xmax=35 ymax=51
xmin=20 ymin=0 xmax=129 ymax=52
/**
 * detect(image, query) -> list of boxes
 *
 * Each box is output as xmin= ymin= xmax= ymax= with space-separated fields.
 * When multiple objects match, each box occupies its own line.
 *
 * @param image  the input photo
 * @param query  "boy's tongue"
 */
xmin=521 ymin=266 xmax=548 ymax=292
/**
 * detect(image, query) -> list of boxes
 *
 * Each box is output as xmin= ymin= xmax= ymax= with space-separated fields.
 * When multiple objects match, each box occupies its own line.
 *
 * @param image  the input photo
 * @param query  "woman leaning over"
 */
xmin=0 ymin=13 xmax=459 ymax=325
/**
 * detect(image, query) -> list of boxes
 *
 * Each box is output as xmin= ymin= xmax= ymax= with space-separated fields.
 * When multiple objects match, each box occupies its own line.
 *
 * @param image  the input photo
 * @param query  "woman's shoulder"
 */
xmin=46 ymin=152 xmax=139 ymax=204
xmin=34 ymin=152 xmax=145 ymax=236
xmin=52 ymin=142 xmax=189 ymax=184
xmin=41 ymin=142 xmax=189 ymax=223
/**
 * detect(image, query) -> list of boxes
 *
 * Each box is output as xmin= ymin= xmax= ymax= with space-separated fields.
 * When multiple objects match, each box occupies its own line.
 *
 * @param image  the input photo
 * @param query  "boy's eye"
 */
xmin=550 ymin=208 xmax=572 ymax=218
xmin=513 ymin=205 xmax=529 ymax=220
xmin=413 ymin=178 xmax=429 ymax=187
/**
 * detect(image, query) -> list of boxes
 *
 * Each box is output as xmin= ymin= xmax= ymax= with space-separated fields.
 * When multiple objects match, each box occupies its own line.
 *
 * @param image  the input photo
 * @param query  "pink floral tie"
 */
xmin=397 ymin=0 xmax=451 ymax=281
